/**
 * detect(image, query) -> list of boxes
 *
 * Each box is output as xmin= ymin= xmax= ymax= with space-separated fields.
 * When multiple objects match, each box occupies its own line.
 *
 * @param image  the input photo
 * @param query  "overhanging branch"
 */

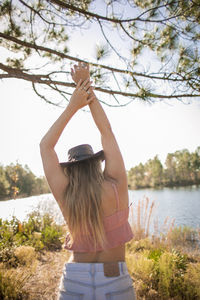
xmin=0 ymin=62 xmax=199 ymax=101
xmin=0 ymin=32 xmax=194 ymax=83
xmin=48 ymin=0 xmax=181 ymax=24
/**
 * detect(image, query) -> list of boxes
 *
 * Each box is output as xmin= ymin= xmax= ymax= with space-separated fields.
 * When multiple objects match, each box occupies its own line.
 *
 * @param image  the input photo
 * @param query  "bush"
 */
xmin=156 ymin=250 xmax=188 ymax=299
xmin=0 ymin=211 xmax=65 ymax=255
xmin=167 ymin=226 xmax=199 ymax=248
xmin=183 ymin=262 xmax=200 ymax=299
xmin=41 ymin=225 xmax=63 ymax=250
xmin=14 ymin=246 xmax=37 ymax=266
xmin=0 ymin=247 xmax=18 ymax=268
xmin=126 ymin=239 xmax=193 ymax=300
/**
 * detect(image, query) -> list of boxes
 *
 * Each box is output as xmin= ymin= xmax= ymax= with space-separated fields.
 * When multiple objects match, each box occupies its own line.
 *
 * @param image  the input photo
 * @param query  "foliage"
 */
xmin=0 ymin=0 xmax=199 ymax=106
xmin=0 ymin=162 xmax=50 ymax=200
xmin=183 ymin=262 xmax=200 ymax=300
xmin=126 ymin=237 xmax=200 ymax=300
xmin=166 ymin=226 xmax=199 ymax=248
xmin=0 ymin=211 xmax=65 ymax=299
xmin=0 ymin=206 xmax=200 ymax=299
xmin=128 ymin=146 xmax=200 ymax=189
xmin=0 ymin=165 xmax=10 ymax=198
xmin=0 ymin=211 xmax=64 ymax=258
xmin=156 ymin=250 xmax=188 ymax=298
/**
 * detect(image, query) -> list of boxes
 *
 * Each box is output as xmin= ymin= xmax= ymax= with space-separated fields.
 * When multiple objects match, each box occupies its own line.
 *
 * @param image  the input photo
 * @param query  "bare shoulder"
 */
xmin=102 ymin=177 xmax=129 ymax=212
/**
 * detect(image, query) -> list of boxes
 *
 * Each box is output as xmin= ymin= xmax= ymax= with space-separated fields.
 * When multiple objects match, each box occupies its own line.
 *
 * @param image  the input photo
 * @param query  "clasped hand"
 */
xmin=71 ymin=61 xmax=90 ymax=84
xmin=69 ymin=62 xmax=94 ymax=110
xmin=69 ymin=78 xmax=95 ymax=111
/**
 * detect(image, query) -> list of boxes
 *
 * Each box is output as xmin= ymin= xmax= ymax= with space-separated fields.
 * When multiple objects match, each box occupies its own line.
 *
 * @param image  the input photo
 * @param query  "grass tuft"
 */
xmin=14 ymin=246 xmax=37 ymax=266
xmin=0 ymin=266 xmax=30 ymax=300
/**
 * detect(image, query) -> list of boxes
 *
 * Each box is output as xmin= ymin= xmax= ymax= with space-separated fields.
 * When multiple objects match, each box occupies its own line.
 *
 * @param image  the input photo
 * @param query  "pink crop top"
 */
xmin=64 ymin=183 xmax=134 ymax=252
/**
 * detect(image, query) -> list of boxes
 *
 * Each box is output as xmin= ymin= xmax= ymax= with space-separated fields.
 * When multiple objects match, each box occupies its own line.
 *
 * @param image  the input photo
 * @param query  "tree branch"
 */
xmin=0 ymin=62 xmax=199 ymax=101
xmin=48 ymin=0 xmax=182 ymax=24
xmin=0 ymin=32 xmax=194 ymax=83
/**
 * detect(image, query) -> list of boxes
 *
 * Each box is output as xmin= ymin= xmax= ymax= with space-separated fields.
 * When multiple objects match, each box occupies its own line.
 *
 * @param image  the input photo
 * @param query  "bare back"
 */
xmin=66 ymin=178 xmax=129 ymax=263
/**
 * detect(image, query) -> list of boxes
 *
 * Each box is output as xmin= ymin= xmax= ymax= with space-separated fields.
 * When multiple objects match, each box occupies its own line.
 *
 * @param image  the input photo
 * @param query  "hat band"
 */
xmin=68 ymin=153 xmax=93 ymax=162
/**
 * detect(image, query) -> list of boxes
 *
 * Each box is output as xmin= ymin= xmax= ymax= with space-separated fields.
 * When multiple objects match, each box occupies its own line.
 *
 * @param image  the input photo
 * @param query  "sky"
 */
xmin=1 ymin=2 xmax=200 ymax=177
xmin=1 ymin=77 xmax=200 ymax=177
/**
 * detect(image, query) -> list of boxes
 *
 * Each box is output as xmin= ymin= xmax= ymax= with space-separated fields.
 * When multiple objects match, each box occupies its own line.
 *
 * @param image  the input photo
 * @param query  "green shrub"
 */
xmin=183 ymin=262 xmax=200 ymax=300
xmin=0 ymin=217 xmax=18 ymax=250
xmin=126 ymin=237 xmax=155 ymax=253
xmin=126 ymin=250 xmax=155 ymax=283
xmin=153 ymin=249 xmax=188 ymax=299
xmin=126 ymin=239 xmax=195 ymax=299
xmin=0 ymin=211 xmax=65 ymax=255
xmin=148 ymin=248 xmax=164 ymax=262
xmin=41 ymin=225 xmax=63 ymax=250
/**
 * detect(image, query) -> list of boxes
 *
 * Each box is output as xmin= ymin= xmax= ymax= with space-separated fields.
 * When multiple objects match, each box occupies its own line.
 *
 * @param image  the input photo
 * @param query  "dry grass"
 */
xmin=23 ymin=250 xmax=70 ymax=300
xmin=0 ymin=264 xmax=31 ymax=300
xmin=130 ymin=196 xmax=155 ymax=240
xmin=0 ymin=249 xmax=70 ymax=300
xmin=14 ymin=246 xmax=37 ymax=266
xmin=130 ymin=196 xmax=199 ymax=249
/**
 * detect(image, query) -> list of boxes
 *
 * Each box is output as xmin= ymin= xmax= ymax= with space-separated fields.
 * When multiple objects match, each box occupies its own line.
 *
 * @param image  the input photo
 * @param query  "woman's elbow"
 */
xmin=39 ymin=138 xmax=50 ymax=152
xmin=39 ymin=140 xmax=46 ymax=157
xmin=39 ymin=138 xmax=55 ymax=154
xmin=39 ymin=138 xmax=45 ymax=149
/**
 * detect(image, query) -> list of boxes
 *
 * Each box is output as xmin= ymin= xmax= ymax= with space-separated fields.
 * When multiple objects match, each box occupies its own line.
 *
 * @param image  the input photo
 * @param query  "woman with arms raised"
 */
xmin=40 ymin=62 xmax=136 ymax=300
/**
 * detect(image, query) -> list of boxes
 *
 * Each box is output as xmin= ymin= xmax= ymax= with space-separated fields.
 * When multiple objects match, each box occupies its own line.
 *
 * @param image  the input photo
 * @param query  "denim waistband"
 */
xmin=65 ymin=261 xmax=128 ymax=275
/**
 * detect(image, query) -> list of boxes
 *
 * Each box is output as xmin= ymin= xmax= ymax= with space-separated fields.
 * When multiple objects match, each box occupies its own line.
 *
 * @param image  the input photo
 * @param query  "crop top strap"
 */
xmin=111 ymin=183 xmax=120 ymax=211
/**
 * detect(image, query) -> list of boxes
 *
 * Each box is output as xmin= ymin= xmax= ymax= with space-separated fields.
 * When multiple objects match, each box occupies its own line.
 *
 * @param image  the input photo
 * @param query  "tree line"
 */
xmin=1 ymin=146 xmax=200 ymax=199
xmin=128 ymin=146 xmax=200 ymax=189
xmin=0 ymin=163 xmax=50 ymax=200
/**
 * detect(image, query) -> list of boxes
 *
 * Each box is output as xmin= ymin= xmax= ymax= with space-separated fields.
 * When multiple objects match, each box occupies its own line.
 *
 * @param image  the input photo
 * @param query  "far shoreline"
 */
xmin=128 ymin=183 xmax=200 ymax=190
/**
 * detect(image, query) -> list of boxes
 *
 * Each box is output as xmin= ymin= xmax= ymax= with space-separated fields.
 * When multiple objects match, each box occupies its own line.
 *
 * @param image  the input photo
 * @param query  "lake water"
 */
xmin=0 ymin=186 xmax=200 ymax=232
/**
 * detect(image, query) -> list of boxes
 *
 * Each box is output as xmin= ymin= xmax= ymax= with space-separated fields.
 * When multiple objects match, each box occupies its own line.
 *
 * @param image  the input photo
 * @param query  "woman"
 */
xmin=40 ymin=62 xmax=136 ymax=300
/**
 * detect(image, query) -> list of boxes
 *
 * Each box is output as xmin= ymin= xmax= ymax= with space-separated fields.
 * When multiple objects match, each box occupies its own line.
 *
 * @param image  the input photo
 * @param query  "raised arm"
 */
xmin=71 ymin=63 xmax=127 ymax=188
xmin=40 ymin=79 xmax=95 ymax=203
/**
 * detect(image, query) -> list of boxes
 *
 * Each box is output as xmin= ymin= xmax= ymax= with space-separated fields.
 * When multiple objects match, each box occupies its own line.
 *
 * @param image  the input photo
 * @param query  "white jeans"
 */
xmin=58 ymin=261 xmax=136 ymax=300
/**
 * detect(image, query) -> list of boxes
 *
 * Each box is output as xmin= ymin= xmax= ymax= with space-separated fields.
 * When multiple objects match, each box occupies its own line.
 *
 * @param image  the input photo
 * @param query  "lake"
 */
xmin=0 ymin=186 xmax=200 ymax=232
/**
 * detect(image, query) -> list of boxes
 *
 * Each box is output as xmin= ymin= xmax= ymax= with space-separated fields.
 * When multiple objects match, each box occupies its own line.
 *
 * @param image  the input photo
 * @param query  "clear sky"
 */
xmin=1 ymin=3 xmax=200 ymax=177
xmin=1 ymin=77 xmax=200 ymax=177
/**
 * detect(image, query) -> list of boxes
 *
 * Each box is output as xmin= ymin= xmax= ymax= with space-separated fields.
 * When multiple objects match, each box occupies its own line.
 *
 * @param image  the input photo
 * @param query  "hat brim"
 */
xmin=60 ymin=150 xmax=104 ymax=167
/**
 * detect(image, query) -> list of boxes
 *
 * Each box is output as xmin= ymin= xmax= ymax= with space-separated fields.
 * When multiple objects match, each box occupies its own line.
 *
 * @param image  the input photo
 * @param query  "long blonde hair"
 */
xmin=64 ymin=158 xmax=107 ymax=250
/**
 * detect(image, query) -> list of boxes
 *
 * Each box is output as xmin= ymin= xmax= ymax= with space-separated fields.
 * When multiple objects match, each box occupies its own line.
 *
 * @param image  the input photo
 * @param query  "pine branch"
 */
xmin=0 ymin=32 xmax=194 ymax=83
xmin=0 ymin=62 xmax=199 ymax=101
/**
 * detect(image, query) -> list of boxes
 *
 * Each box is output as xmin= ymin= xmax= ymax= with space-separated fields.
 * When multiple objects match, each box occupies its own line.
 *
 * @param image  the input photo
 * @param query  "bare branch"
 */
xmin=48 ymin=0 xmax=183 ymax=24
xmin=0 ymin=62 xmax=199 ymax=101
xmin=32 ymin=82 xmax=60 ymax=106
xmin=119 ymin=23 xmax=147 ymax=45
xmin=97 ymin=19 xmax=129 ymax=64
xmin=0 ymin=32 xmax=194 ymax=83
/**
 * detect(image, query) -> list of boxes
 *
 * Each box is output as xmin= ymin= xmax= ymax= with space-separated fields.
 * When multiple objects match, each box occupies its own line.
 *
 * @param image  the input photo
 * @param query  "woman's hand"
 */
xmin=71 ymin=62 xmax=90 ymax=84
xmin=69 ymin=79 xmax=94 ymax=111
